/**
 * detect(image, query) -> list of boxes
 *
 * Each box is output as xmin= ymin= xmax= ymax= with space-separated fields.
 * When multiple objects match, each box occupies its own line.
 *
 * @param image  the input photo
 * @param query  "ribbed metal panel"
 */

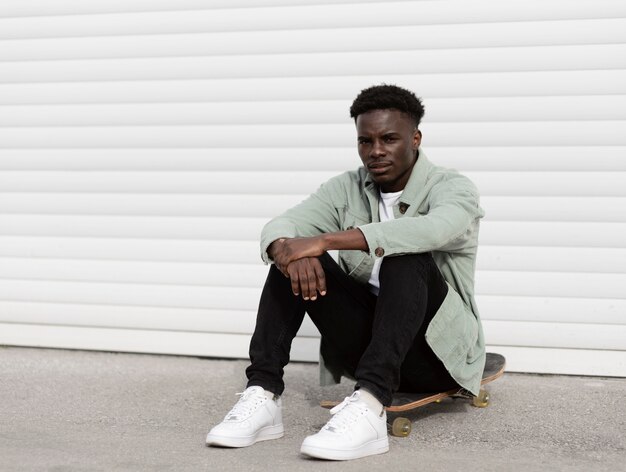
xmin=1 ymin=0 xmax=625 ymax=376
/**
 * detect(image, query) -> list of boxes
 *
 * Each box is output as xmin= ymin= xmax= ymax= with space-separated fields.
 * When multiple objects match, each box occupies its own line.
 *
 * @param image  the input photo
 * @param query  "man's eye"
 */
xmin=383 ymin=136 xmax=396 ymax=143
xmin=358 ymin=139 xmax=370 ymax=145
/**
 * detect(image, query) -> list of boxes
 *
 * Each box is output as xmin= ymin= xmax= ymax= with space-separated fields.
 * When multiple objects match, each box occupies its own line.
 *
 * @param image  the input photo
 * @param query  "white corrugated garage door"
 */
xmin=1 ymin=0 xmax=625 ymax=376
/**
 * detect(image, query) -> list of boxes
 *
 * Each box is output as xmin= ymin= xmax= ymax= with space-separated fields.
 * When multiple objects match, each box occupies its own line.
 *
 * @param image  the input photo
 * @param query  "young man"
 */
xmin=206 ymin=84 xmax=486 ymax=460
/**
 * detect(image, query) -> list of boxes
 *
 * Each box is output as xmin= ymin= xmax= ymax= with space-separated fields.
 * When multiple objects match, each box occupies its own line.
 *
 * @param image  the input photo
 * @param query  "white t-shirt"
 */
xmin=367 ymin=189 xmax=403 ymax=295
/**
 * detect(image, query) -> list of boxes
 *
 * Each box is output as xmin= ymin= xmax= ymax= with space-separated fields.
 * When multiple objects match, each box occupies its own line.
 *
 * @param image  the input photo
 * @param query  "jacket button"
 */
xmin=399 ymin=203 xmax=408 ymax=214
xmin=374 ymin=247 xmax=385 ymax=257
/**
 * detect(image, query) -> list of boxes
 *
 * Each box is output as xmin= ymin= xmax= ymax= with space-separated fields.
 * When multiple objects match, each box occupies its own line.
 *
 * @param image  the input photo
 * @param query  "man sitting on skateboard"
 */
xmin=206 ymin=84 xmax=486 ymax=460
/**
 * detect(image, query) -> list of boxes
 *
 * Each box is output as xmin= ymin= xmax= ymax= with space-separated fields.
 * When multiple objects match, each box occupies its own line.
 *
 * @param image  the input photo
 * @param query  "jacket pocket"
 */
xmin=341 ymin=209 xmax=369 ymax=231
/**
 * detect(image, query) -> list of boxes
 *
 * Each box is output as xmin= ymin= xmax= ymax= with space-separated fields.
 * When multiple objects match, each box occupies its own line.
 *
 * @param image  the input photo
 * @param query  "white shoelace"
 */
xmin=224 ymin=388 xmax=266 ymax=421
xmin=325 ymin=395 xmax=368 ymax=433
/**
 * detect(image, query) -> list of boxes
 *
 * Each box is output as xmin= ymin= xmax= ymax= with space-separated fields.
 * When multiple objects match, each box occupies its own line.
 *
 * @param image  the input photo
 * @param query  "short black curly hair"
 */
xmin=349 ymin=84 xmax=425 ymax=128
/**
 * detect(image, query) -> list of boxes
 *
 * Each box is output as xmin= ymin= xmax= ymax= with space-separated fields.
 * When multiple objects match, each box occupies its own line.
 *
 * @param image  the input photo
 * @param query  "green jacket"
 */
xmin=260 ymin=150 xmax=486 ymax=395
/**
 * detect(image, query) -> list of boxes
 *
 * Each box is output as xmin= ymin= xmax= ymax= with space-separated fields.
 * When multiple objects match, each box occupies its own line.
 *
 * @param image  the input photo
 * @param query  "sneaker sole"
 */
xmin=206 ymin=424 xmax=284 ymax=448
xmin=300 ymin=437 xmax=389 ymax=461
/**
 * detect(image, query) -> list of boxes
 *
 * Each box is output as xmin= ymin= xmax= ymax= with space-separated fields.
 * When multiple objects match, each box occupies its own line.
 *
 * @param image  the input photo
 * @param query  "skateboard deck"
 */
xmin=321 ymin=352 xmax=505 ymax=436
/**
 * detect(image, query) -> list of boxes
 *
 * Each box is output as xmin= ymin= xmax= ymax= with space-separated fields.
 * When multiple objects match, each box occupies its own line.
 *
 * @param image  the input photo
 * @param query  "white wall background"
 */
xmin=0 ymin=0 xmax=625 ymax=376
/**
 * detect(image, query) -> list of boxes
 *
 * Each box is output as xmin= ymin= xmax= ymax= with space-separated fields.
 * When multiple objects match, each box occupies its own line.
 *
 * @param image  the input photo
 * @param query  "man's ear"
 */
xmin=413 ymin=129 xmax=422 ymax=149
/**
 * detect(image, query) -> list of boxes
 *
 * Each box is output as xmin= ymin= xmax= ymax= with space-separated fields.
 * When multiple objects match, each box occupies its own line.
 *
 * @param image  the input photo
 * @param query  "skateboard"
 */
xmin=321 ymin=352 xmax=505 ymax=437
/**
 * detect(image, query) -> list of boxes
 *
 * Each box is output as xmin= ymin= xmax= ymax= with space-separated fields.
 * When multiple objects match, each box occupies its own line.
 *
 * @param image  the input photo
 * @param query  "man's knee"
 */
xmin=379 ymin=252 xmax=435 ymax=275
xmin=316 ymin=252 xmax=341 ymax=271
xmin=378 ymin=252 xmax=446 ymax=292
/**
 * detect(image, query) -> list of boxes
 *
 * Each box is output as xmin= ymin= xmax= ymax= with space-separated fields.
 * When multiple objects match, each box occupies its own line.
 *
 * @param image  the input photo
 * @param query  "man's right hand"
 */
xmin=268 ymin=238 xmax=289 ymax=276
xmin=286 ymin=257 xmax=327 ymax=301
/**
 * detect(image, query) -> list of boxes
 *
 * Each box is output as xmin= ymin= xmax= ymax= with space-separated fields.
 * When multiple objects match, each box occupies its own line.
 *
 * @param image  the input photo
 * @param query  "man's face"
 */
xmin=355 ymin=109 xmax=421 ymax=193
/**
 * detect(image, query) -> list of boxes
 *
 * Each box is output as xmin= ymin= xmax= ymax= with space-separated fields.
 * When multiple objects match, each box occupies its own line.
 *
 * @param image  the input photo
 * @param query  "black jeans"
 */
xmin=245 ymin=252 xmax=459 ymax=406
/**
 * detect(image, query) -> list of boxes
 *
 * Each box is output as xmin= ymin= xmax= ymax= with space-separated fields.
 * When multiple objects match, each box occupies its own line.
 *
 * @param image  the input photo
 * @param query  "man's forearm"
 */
xmin=268 ymin=229 xmax=369 ymax=273
xmin=320 ymin=228 xmax=369 ymax=252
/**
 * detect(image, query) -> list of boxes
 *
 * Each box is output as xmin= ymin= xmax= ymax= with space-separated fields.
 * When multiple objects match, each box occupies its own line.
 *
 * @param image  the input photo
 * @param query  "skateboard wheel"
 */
xmin=391 ymin=417 xmax=411 ymax=437
xmin=472 ymin=389 xmax=490 ymax=408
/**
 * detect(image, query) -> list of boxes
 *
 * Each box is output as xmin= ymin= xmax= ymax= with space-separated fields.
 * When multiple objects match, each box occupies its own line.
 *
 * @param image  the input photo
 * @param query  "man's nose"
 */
xmin=371 ymin=140 xmax=386 ymax=157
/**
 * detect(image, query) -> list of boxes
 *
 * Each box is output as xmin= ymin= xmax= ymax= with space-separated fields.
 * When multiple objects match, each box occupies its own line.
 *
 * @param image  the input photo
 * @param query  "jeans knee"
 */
xmin=379 ymin=252 xmax=434 ymax=277
xmin=317 ymin=252 xmax=340 ymax=270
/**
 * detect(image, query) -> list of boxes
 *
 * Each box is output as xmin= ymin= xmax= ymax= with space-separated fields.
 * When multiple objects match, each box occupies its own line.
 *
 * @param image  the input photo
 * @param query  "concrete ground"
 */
xmin=1 ymin=346 xmax=624 ymax=472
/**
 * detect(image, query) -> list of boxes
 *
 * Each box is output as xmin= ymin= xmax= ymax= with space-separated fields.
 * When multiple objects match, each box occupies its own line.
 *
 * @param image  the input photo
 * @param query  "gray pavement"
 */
xmin=1 ymin=346 xmax=624 ymax=472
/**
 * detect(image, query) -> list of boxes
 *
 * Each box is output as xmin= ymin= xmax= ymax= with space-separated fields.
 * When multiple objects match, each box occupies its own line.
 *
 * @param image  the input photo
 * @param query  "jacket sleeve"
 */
xmin=259 ymin=174 xmax=346 ymax=264
xmin=357 ymin=174 xmax=484 ymax=258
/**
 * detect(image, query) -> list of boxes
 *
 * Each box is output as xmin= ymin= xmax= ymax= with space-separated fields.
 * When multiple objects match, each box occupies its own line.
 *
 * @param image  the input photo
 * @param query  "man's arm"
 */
xmin=270 ymin=228 xmax=368 ymax=271
xmin=358 ymin=175 xmax=484 ymax=258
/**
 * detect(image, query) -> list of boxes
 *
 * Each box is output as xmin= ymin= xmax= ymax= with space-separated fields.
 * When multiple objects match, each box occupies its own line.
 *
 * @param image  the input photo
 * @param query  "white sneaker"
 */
xmin=206 ymin=386 xmax=284 ymax=447
xmin=300 ymin=391 xmax=389 ymax=460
